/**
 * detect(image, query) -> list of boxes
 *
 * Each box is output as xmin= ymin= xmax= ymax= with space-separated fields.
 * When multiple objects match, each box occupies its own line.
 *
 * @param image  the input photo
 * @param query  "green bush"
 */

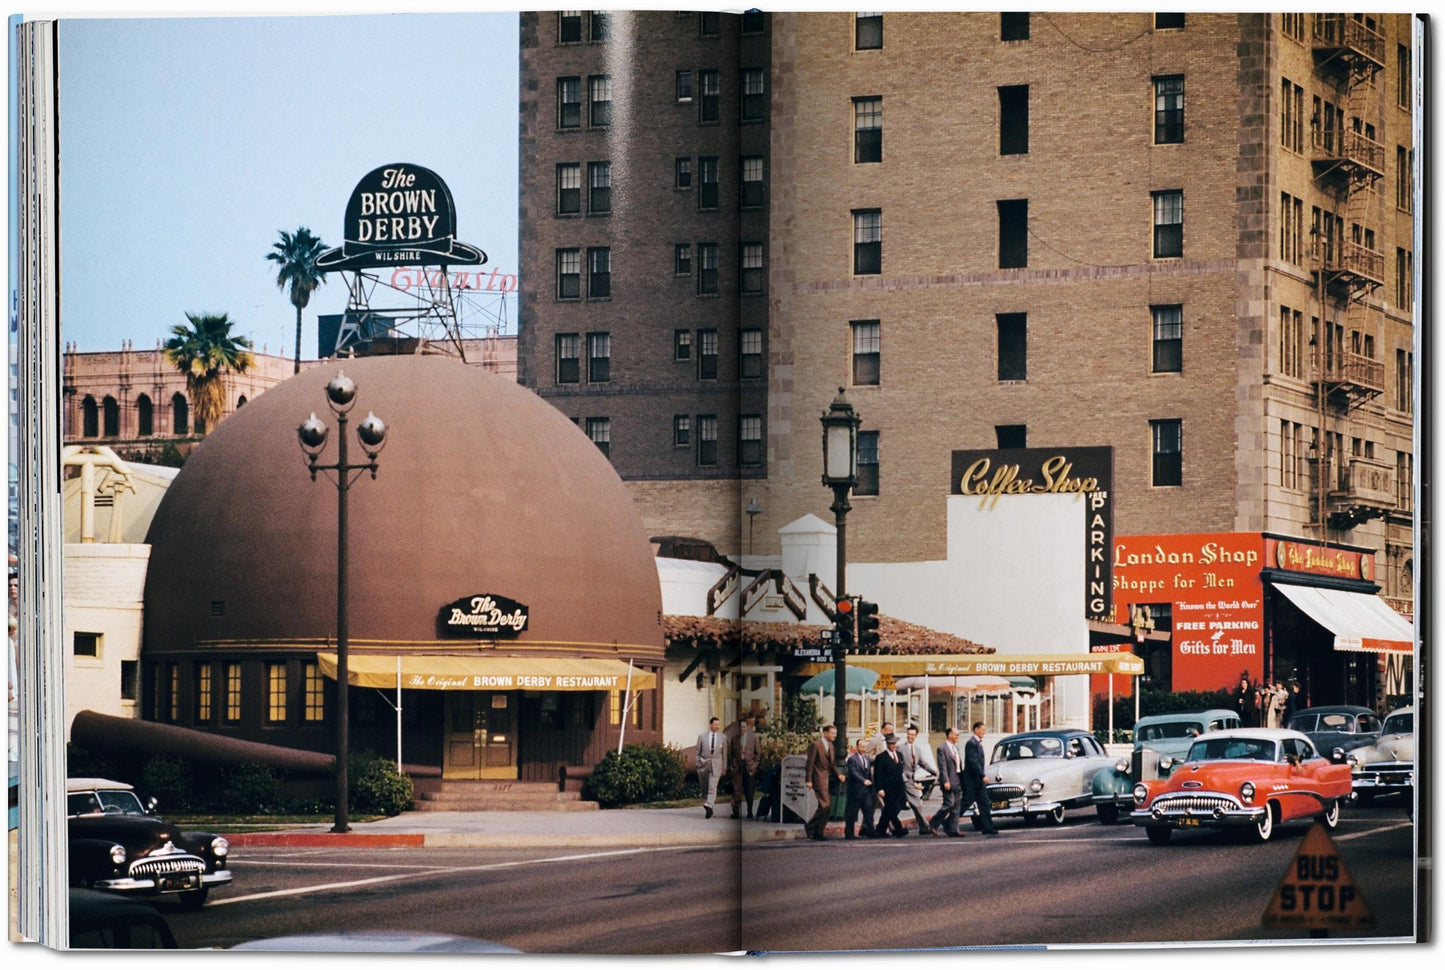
xmin=225 ymin=763 xmax=284 ymax=814
xmin=585 ymin=742 xmax=688 ymax=807
xmin=139 ymin=756 xmax=195 ymax=813
xmin=349 ymin=753 xmax=414 ymax=816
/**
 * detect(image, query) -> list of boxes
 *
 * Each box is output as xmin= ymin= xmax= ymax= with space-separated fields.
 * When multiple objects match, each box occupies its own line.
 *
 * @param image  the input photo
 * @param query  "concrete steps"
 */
xmin=410 ymin=779 xmax=599 ymax=812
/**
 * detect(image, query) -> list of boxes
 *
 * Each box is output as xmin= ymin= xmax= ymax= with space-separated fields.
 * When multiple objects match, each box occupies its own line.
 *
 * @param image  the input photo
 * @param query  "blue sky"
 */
xmin=56 ymin=12 xmax=518 ymax=356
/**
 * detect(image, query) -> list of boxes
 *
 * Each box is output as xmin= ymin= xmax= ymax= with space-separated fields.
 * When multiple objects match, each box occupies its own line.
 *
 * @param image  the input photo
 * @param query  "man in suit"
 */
xmin=804 ymin=724 xmax=844 ymax=840
xmin=696 ymin=717 xmax=728 ymax=819
xmin=959 ymin=720 xmax=999 ymax=835
xmin=730 ymin=714 xmax=762 ymax=819
xmin=843 ymin=736 xmax=877 ymax=839
xmin=897 ymin=724 xmax=936 ymax=835
xmin=871 ymin=733 xmax=908 ymax=837
xmin=929 ymin=726 xmax=965 ymax=836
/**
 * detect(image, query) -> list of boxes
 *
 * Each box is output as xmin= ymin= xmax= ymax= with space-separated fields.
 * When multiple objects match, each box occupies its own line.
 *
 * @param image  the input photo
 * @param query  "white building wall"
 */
xmin=63 ymin=543 xmax=150 ymax=738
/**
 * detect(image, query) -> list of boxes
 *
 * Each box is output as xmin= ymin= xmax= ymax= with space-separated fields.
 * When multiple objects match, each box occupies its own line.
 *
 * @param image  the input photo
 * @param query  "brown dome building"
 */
xmin=142 ymin=355 xmax=663 ymax=781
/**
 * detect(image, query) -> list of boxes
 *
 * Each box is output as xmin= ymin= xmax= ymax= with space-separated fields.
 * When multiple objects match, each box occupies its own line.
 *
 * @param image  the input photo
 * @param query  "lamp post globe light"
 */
xmin=819 ymin=387 xmax=860 ymax=766
xmin=297 ymin=371 xmax=387 ymax=833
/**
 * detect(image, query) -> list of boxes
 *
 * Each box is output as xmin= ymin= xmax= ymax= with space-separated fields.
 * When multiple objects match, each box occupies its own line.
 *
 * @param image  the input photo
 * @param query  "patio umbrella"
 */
xmin=799 ymin=667 xmax=880 ymax=695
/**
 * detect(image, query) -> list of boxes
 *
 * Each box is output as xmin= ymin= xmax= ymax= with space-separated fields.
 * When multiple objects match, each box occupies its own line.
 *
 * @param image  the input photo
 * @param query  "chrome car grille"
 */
xmin=987 ymin=784 xmax=1025 ymax=800
xmin=130 ymin=856 xmax=205 ymax=878
xmin=1152 ymin=794 xmax=1238 ymax=813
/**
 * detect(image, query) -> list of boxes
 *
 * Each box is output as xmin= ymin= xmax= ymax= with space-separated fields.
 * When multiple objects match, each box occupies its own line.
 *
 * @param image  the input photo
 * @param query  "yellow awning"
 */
xmin=317 ymin=653 xmax=657 ymax=691
xmin=800 ymin=652 xmax=1145 ymax=678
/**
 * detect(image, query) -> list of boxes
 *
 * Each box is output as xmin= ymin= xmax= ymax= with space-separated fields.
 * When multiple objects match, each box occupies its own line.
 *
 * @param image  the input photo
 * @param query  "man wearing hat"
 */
xmin=871 ymin=732 xmax=908 ymax=837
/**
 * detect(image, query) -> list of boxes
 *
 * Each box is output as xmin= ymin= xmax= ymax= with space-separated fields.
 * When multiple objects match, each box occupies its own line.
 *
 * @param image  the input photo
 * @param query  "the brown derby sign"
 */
xmin=439 ymin=594 xmax=530 ymax=638
xmin=316 ymin=163 xmax=487 ymax=271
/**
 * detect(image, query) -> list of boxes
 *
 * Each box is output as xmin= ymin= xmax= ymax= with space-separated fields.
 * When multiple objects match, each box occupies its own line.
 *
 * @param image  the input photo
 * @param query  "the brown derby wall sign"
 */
xmin=951 ymin=447 xmax=1114 ymax=622
xmin=316 ymin=163 xmax=487 ymax=271
xmin=439 ymin=594 xmax=530 ymax=638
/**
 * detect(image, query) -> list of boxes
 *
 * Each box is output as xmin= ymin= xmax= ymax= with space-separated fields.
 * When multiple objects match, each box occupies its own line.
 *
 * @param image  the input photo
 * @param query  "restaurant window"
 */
xmin=852 ymin=320 xmax=880 ymax=386
xmin=739 ymin=415 xmax=763 ymax=466
xmin=1001 ymin=12 xmax=1029 ymax=41
xmin=195 ymin=663 xmax=212 ymax=722
xmin=589 ymin=75 xmax=612 ymax=126
xmin=1151 ymin=304 xmax=1182 ymax=373
xmin=224 ymin=663 xmax=241 ymax=723
xmin=586 ymin=417 xmax=611 ymax=457
xmin=304 ymin=663 xmax=325 ymax=722
xmin=267 ymin=664 xmax=287 ymax=724
xmin=169 ymin=664 xmax=179 ymax=722
xmin=587 ymin=331 xmax=611 ymax=382
xmin=1153 ymin=75 xmax=1184 ymax=144
xmin=853 ymin=209 xmax=881 ymax=275
xmin=556 ymin=333 xmax=581 ymax=384
xmin=739 ymin=328 xmax=763 ymax=379
xmin=856 ymin=431 xmax=879 ymax=496
xmin=699 ymin=70 xmax=720 ymax=123
xmin=999 ymin=85 xmax=1028 ymax=155
xmin=854 ymin=97 xmax=882 ymax=163
xmin=587 ymin=161 xmax=611 ymax=213
xmin=1152 ymin=190 xmax=1183 ymax=258
xmin=699 ymin=329 xmax=719 ymax=379
xmin=855 ymin=12 xmax=882 ymax=50
xmin=556 ymin=163 xmax=581 ymax=214
xmin=740 ymin=243 xmax=764 ymax=294
xmin=557 ymin=76 xmax=581 ymax=128
xmin=1151 ymin=419 xmax=1183 ymax=487
xmin=698 ymin=415 xmax=718 ymax=466
xmin=998 ymin=199 xmax=1027 ymax=268
xmin=997 ymin=313 xmax=1026 ymax=381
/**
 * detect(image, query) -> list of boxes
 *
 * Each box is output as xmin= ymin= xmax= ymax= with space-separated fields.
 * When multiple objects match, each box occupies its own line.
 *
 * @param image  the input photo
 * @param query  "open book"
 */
xmin=9 ymin=8 xmax=1425 ymax=953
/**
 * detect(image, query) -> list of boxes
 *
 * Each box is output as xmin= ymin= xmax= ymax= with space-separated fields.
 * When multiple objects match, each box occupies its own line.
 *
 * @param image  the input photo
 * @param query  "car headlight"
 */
xmin=1158 ymin=756 xmax=1175 ymax=772
xmin=1240 ymin=781 xmax=1255 ymax=805
xmin=211 ymin=836 xmax=229 ymax=858
xmin=1115 ymin=758 xmax=1129 ymax=773
xmin=1132 ymin=783 xmax=1148 ymax=806
xmin=1028 ymin=778 xmax=1044 ymax=794
xmin=1346 ymin=753 xmax=1359 ymax=768
xmin=109 ymin=844 xmax=127 ymax=865
xmin=1332 ymin=746 xmax=1346 ymax=762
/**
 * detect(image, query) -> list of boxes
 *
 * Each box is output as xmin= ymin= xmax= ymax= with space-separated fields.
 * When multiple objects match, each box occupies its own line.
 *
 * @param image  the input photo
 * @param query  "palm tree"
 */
xmin=267 ymin=227 xmax=327 ymax=374
xmin=163 ymin=312 xmax=255 ymax=434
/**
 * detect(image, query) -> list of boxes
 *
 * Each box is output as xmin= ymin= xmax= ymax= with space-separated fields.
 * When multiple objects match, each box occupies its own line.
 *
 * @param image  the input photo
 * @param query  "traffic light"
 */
xmin=856 ymin=599 xmax=880 ymax=652
xmin=834 ymin=596 xmax=854 ymax=648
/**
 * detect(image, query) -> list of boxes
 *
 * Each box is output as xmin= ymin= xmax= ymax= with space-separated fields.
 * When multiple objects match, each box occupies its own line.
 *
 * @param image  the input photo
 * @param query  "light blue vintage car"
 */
xmin=1091 ymin=709 xmax=1242 ymax=823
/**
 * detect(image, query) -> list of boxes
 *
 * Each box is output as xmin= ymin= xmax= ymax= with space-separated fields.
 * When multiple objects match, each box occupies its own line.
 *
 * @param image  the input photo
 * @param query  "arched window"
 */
xmin=172 ymin=394 xmax=189 ymax=435
xmin=136 ymin=395 xmax=153 ymax=436
xmin=236 ymin=395 xmax=248 ymax=409
xmin=102 ymin=396 xmax=120 ymax=437
xmin=81 ymin=396 xmax=99 ymax=438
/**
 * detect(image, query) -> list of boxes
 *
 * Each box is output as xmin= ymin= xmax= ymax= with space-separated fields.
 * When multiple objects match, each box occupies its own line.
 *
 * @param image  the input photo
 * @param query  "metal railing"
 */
xmin=1313 ymin=14 xmax=1387 ymax=67
xmin=1312 ymin=126 xmax=1386 ymax=175
xmin=1322 ymin=350 xmax=1385 ymax=391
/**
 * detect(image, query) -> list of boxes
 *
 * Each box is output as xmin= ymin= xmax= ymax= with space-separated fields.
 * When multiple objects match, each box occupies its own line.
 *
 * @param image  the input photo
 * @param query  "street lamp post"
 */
xmin=745 ymin=497 xmax=762 ymax=556
xmin=297 ymin=371 xmax=387 ymax=834
xmin=820 ymin=388 xmax=860 ymax=766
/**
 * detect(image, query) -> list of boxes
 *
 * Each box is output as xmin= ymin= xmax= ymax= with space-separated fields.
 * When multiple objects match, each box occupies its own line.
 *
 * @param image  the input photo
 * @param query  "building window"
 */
xmin=1001 ymin=12 xmax=1029 ymax=40
xmin=996 ymin=425 xmax=1027 ymax=449
xmin=80 ymin=396 xmax=98 ymax=437
xmin=224 ymin=663 xmax=242 ymax=723
xmin=171 ymin=394 xmax=188 ymax=435
xmin=697 ymin=243 xmax=719 ymax=295
xmin=742 ymin=9 xmax=765 ymax=34
xmin=1397 ymin=146 xmax=1414 ymax=213
xmin=557 ymin=76 xmax=581 ymax=128
xmin=1155 ymin=13 xmax=1185 ymax=30
xmin=675 ymin=156 xmax=693 ymax=191
xmin=556 ymin=248 xmax=581 ymax=299
xmin=854 ymin=97 xmax=882 ymax=163
xmin=1281 ymin=78 xmax=1304 ymax=153
xmin=558 ymin=10 xmax=582 ymax=43
xmin=997 ymin=199 xmax=1027 ymax=269
xmin=1152 ymin=190 xmax=1183 ymax=258
xmin=997 ymin=313 xmax=1027 ymax=381
xmin=698 ymin=415 xmax=718 ymax=466
xmin=699 ymin=70 xmax=720 ymax=123
xmin=1397 ymin=453 xmax=1413 ymax=512
xmin=1279 ymin=192 xmax=1303 ymax=265
xmin=741 ymin=68 xmax=765 ymax=121
xmin=1396 ymin=350 xmax=1414 ymax=413
xmin=556 ymin=163 xmax=581 ymax=214
xmin=676 ymin=70 xmax=693 ymax=103
xmin=852 ymin=320 xmax=880 ymax=386
xmin=136 ymin=394 xmax=153 ymax=436
xmin=1396 ymin=248 xmax=1413 ymax=308
xmin=303 ymin=663 xmax=324 ymax=721
xmin=739 ymin=415 xmax=763 ymax=466
xmin=698 ymin=329 xmax=719 ymax=379
xmin=195 ymin=663 xmax=212 ymax=722
xmin=102 ymin=397 xmax=119 ymax=437
xmin=586 ymin=417 xmax=611 ymax=457
xmin=1280 ymin=420 xmax=1302 ymax=491
xmin=556 ymin=333 xmax=580 ymax=384
xmin=1151 ymin=305 xmax=1183 ymax=373
xmin=589 ymin=10 xmax=610 ymax=41
xmin=740 ymin=156 xmax=765 ymax=208
xmin=853 ymin=209 xmax=881 ymax=275
xmin=856 ymin=431 xmax=879 ymax=496
xmin=121 ymin=660 xmax=139 ymax=703
xmin=587 ymin=161 xmax=611 ymax=213
xmin=699 ymin=11 xmax=720 ymax=36
xmin=674 ymin=244 xmax=692 ymax=276
xmin=73 ymin=632 xmax=100 ymax=658
xmin=698 ymin=157 xmax=719 ymax=210
xmin=674 ymin=329 xmax=692 ymax=360
xmin=740 ymin=243 xmax=764 ymax=294
xmin=587 ymin=248 xmax=611 ymax=299
xmin=855 ymin=12 xmax=882 ymax=50
xmin=586 ymin=75 xmax=612 ymax=127
xmin=1151 ymin=419 xmax=1182 ymax=487
xmin=169 ymin=664 xmax=179 ymax=722
xmin=1281 ymin=13 xmax=1304 ymax=41
xmin=1279 ymin=305 xmax=1304 ymax=379
xmin=1398 ymin=44 xmax=1410 ymax=109
xmin=999 ymin=85 xmax=1028 ymax=155
xmin=674 ymin=414 xmax=691 ymax=447
xmin=739 ymin=328 xmax=763 ymax=378
xmin=1153 ymin=75 xmax=1184 ymax=144
xmin=587 ymin=331 xmax=611 ymax=381
xmin=267 ymin=663 xmax=287 ymax=724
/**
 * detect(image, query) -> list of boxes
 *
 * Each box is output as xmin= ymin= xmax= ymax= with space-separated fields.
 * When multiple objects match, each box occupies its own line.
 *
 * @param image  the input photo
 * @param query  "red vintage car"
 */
xmin=1131 ymin=728 xmax=1352 ymax=844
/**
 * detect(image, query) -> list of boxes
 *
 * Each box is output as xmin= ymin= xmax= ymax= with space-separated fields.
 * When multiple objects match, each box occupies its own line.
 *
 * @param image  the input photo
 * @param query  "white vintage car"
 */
xmin=973 ymin=730 xmax=1117 ymax=826
xmin=1346 ymin=705 xmax=1413 ymax=805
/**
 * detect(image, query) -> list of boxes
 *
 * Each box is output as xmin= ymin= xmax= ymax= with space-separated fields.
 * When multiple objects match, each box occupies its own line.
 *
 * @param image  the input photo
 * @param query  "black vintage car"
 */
xmin=67 ymin=778 xmax=232 ymax=909
xmin=1285 ymin=705 xmax=1382 ymax=763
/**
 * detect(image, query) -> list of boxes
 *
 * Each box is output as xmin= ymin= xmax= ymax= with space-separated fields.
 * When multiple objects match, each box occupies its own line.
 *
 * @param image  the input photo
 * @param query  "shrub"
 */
xmin=67 ymin=743 xmax=122 ymax=782
xmin=225 ymin=763 xmax=284 ymax=814
xmin=585 ymin=742 xmax=687 ymax=807
xmin=349 ymin=753 xmax=414 ymax=816
xmin=139 ymin=756 xmax=195 ymax=813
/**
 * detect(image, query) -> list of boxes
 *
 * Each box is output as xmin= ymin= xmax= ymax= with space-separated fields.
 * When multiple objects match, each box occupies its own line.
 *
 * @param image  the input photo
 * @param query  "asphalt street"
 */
xmin=161 ymin=802 xmax=1415 ymax=953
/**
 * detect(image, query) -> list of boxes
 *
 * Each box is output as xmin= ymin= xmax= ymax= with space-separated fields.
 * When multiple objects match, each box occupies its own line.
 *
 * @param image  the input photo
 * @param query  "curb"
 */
xmin=227 ymin=832 xmax=425 ymax=848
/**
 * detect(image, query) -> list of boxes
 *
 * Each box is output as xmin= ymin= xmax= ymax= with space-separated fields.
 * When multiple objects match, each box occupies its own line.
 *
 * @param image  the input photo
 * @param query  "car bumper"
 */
xmin=93 ymin=869 xmax=233 ymax=895
xmin=1093 ymin=793 xmax=1133 ymax=809
xmin=1129 ymin=806 xmax=1264 ymax=829
xmin=974 ymin=794 xmax=1067 ymax=817
xmin=1352 ymin=764 xmax=1413 ymax=794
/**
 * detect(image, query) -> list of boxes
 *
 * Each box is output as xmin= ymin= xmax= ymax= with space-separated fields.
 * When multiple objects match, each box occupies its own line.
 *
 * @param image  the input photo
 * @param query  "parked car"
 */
xmin=1346 ymin=704 xmax=1413 ymax=806
xmin=67 ymin=778 xmax=232 ymax=909
xmin=1130 ymin=728 xmax=1352 ymax=844
xmin=970 ymin=730 xmax=1116 ymax=826
xmin=1091 ymin=709 xmax=1242 ymax=824
xmin=1286 ymin=705 xmax=1382 ymax=763
xmin=69 ymin=888 xmax=177 ymax=949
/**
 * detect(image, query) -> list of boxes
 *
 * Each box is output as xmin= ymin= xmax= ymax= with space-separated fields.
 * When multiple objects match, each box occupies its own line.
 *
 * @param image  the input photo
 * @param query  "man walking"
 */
xmin=929 ymin=726 xmax=964 ymax=836
xmin=843 ymin=736 xmax=877 ymax=839
xmin=959 ymin=721 xmax=999 ymax=835
xmin=730 ymin=715 xmax=761 ymax=819
xmin=871 ymin=733 xmax=908 ymax=837
xmin=804 ymin=724 xmax=844 ymax=840
xmin=696 ymin=717 xmax=728 ymax=819
xmin=897 ymin=724 xmax=936 ymax=835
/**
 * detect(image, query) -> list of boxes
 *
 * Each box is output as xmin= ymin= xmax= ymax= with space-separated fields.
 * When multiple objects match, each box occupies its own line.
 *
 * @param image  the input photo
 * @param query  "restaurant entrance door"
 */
xmin=443 ymin=691 xmax=516 ymax=779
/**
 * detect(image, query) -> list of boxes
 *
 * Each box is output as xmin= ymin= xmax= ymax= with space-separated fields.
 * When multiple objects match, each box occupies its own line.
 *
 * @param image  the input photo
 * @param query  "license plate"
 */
xmin=991 ymin=800 xmax=1010 ymax=810
xmin=159 ymin=873 xmax=199 ymax=893
xmin=1178 ymin=818 xmax=1199 ymax=828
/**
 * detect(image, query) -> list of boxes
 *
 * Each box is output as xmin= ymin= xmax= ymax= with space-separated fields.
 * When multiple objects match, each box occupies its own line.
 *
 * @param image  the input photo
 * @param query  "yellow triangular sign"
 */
xmin=1262 ymin=822 xmax=1376 ymax=931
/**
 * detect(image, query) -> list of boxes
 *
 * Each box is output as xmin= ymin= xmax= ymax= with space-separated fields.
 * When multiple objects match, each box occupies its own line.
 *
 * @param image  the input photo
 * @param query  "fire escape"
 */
xmin=1309 ymin=13 xmax=1391 ymax=531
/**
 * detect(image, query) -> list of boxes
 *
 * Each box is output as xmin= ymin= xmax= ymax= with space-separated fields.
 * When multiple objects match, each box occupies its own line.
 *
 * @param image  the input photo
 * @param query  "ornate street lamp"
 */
xmin=745 ymin=497 xmax=763 ymax=556
xmin=819 ymin=387 xmax=860 ymax=766
xmin=297 ymin=371 xmax=387 ymax=833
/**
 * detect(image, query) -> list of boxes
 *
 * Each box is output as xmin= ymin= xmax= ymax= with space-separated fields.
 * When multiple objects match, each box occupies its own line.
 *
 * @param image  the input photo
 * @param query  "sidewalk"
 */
xmin=226 ymin=806 xmax=932 ymax=850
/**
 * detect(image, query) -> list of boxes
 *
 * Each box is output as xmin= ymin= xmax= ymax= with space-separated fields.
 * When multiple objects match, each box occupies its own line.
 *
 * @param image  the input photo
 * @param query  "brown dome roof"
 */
xmin=143 ymin=356 xmax=662 ymax=658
